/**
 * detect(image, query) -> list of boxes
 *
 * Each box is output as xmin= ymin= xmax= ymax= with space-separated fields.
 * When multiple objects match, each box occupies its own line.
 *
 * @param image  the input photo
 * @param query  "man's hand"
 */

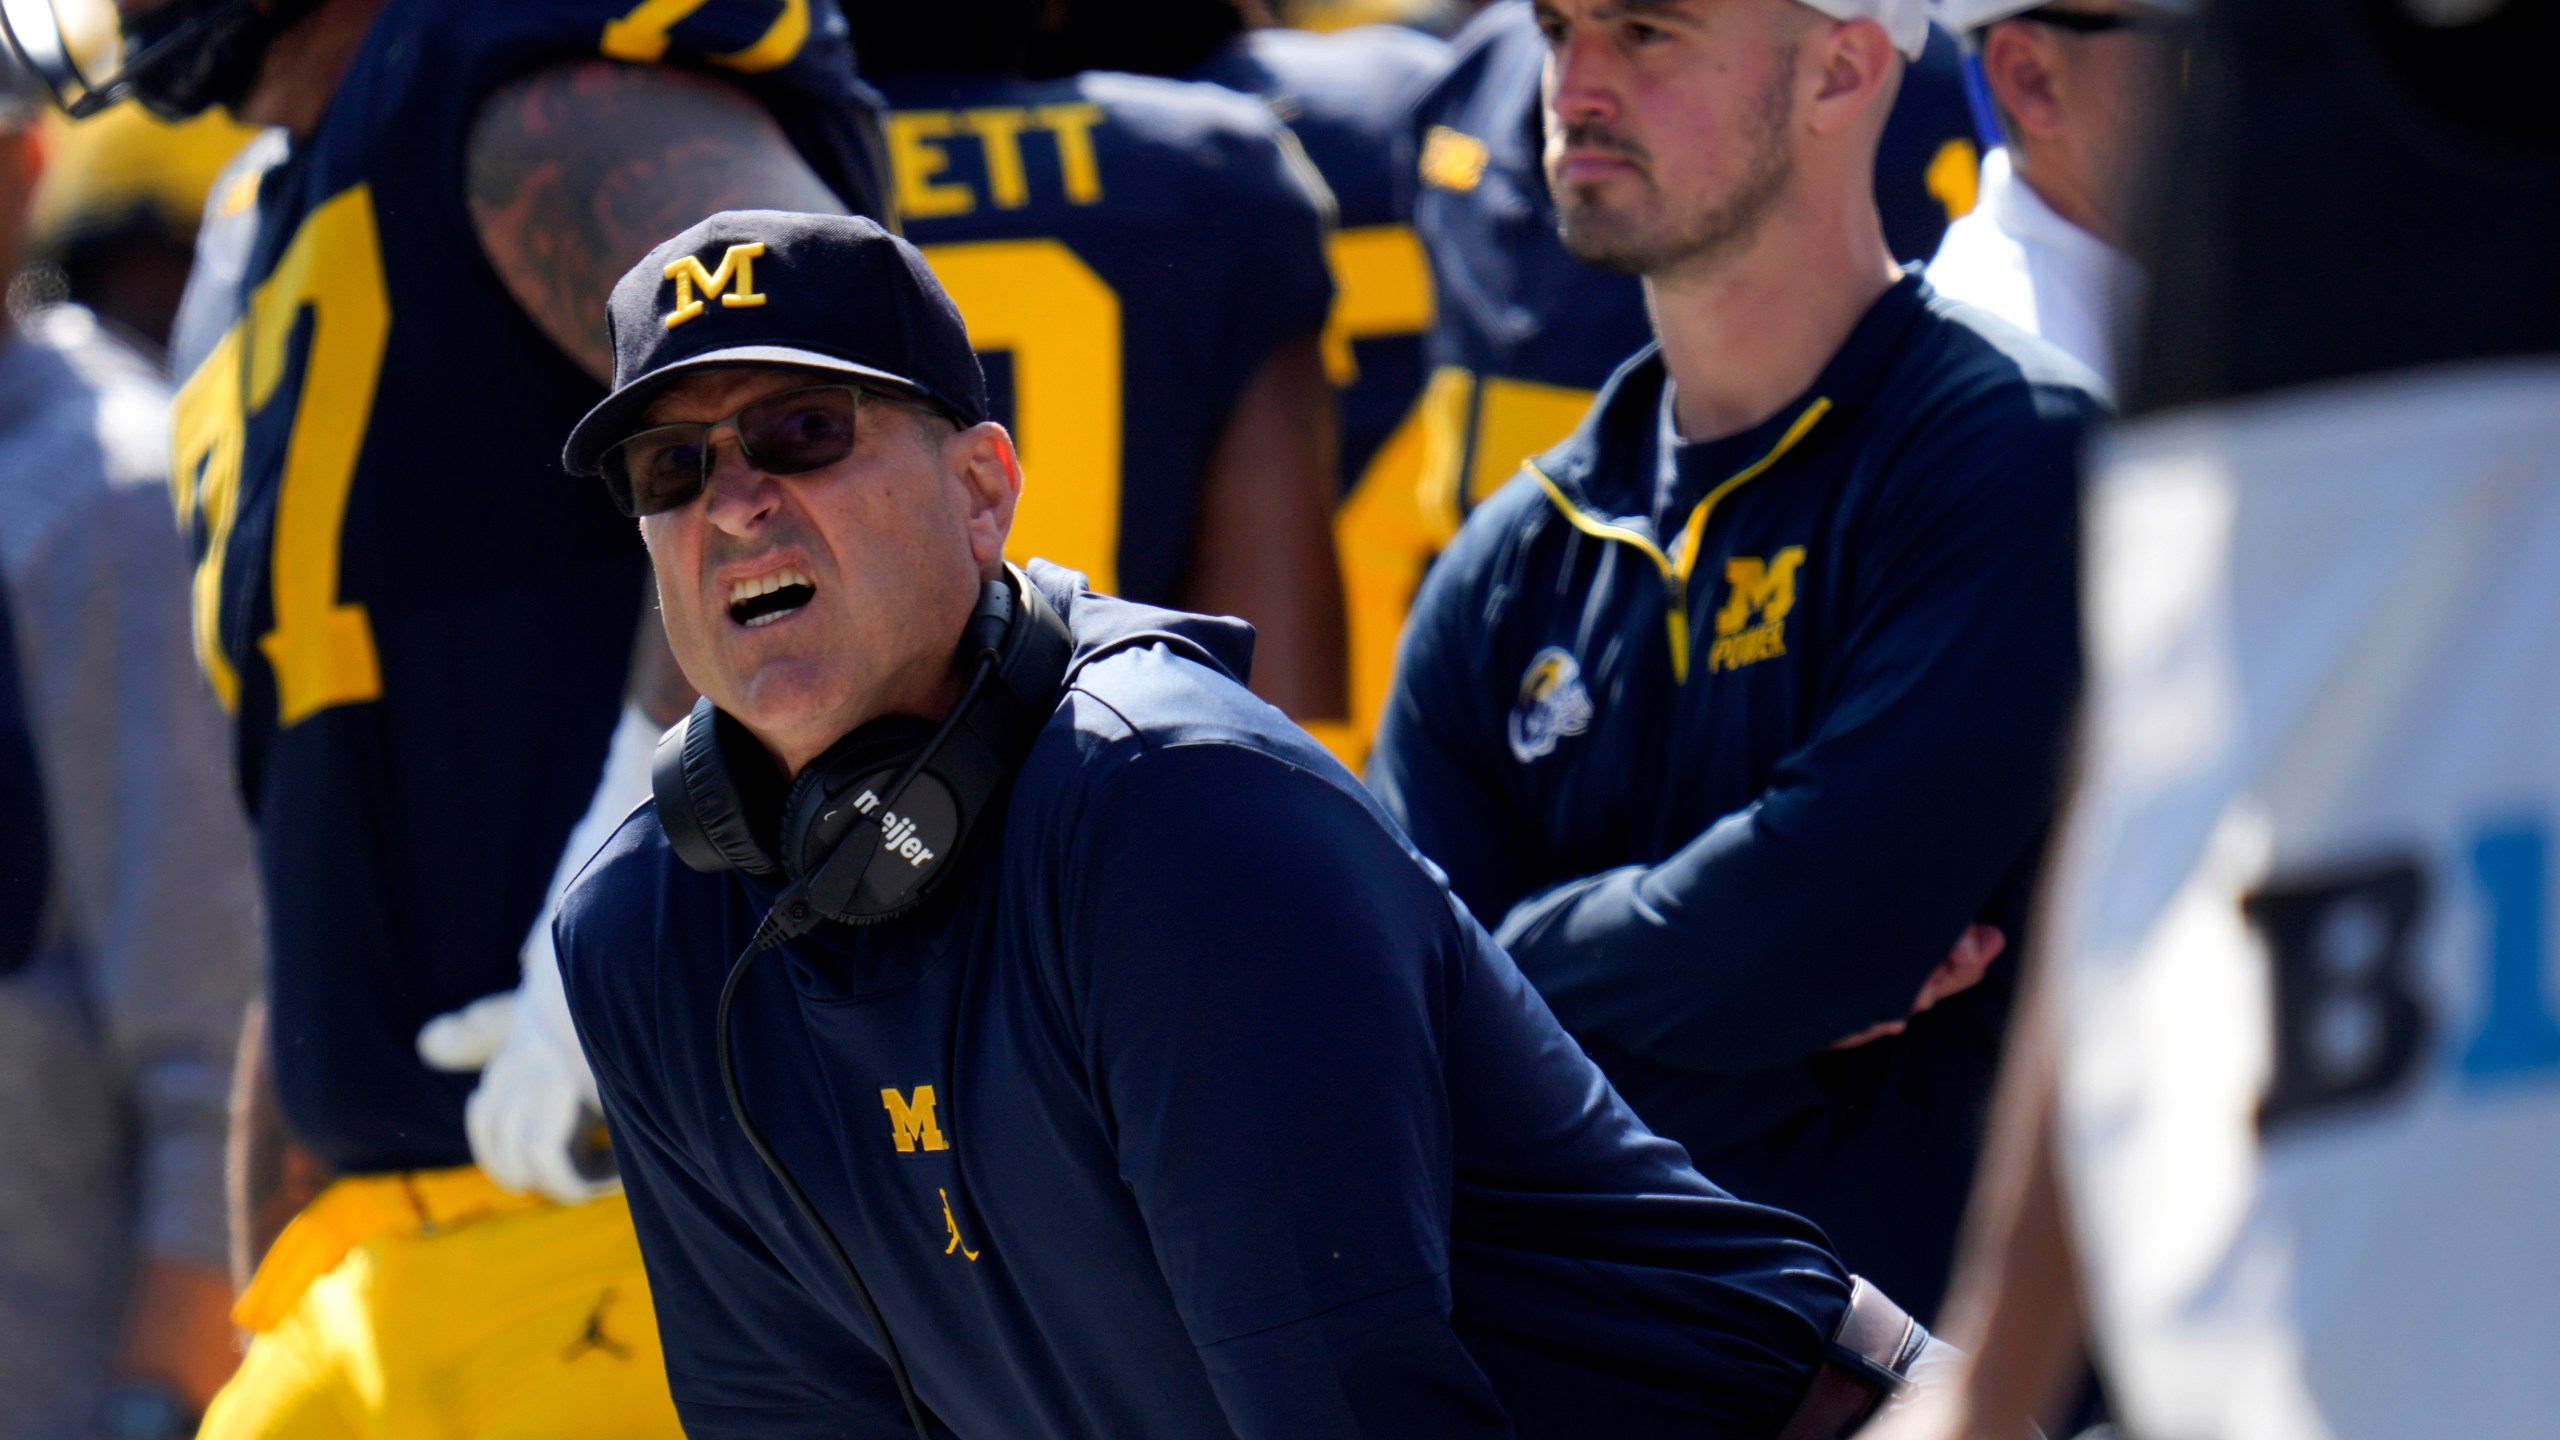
xmin=1855 ymin=1387 xmax=2004 ymax=1440
xmin=1829 ymin=924 xmax=2006 ymax=1050
xmin=417 ymin=976 xmax=615 ymax=1204
xmin=417 ymin=702 xmax=658 ymax=1202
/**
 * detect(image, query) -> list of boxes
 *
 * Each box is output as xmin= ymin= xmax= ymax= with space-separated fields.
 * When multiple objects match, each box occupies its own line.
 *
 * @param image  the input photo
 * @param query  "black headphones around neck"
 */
xmin=652 ymin=563 xmax=1074 ymax=939
xmin=662 ymin=568 xmax=1072 ymax=1440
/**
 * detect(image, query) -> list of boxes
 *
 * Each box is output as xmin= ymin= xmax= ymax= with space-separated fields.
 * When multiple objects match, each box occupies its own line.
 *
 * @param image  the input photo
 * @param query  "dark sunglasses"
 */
xmin=2018 ymin=7 xmax=2183 ymax=35
xmin=601 ymin=383 xmax=881 ymax=518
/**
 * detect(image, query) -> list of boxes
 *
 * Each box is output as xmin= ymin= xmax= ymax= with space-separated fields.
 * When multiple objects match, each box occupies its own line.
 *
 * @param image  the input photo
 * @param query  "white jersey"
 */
xmin=2050 ymin=362 xmax=2560 ymax=1439
xmin=1925 ymin=148 xmax=2129 ymax=390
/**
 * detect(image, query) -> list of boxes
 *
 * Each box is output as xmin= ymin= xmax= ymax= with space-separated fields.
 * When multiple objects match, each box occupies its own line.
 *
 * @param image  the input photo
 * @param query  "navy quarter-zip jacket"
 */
xmin=558 ymin=564 xmax=1856 ymax=1439
xmin=1370 ymin=273 xmax=2104 ymax=1317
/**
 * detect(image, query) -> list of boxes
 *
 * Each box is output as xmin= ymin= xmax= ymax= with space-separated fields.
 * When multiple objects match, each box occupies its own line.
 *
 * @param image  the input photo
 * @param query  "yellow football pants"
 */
xmin=200 ymin=1167 xmax=682 ymax=1440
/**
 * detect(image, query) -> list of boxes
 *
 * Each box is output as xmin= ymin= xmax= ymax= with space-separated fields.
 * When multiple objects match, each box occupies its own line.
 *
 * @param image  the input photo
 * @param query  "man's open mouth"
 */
xmin=727 ymin=568 xmax=816 ymax=628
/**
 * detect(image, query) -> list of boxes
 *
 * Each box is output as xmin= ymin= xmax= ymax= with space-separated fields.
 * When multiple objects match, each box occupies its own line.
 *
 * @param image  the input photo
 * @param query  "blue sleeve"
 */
xmin=0 ymin=583 xmax=44 ymax=978
xmin=1064 ymin=742 xmax=1512 ymax=1440
xmin=1199 ymin=103 xmax=1336 ymax=400
xmin=594 ymin=0 xmax=891 ymax=224
xmin=1493 ymin=398 xmax=2087 ymax=1075
xmin=1368 ymin=486 xmax=1546 ymax=930
xmin=557 ymin=874 xmax=918 ymax=1440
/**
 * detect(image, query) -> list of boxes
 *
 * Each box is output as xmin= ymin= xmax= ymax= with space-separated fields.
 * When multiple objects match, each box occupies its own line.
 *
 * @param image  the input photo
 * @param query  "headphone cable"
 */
xmin=715 ymin=937 xmax=938 ymax=1440
xmin=709 ymin=651 xmax=1002 ymax=1440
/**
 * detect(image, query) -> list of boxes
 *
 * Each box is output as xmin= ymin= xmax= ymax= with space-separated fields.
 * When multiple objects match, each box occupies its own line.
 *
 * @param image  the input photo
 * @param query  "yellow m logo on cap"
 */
xmin=880 ymin=1085 xmax=950 ymax=1153
xmin=663 ymin=241 xmax=768 ymax=329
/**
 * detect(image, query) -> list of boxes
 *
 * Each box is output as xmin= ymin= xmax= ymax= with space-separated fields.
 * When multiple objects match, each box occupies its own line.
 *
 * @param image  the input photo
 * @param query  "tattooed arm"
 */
xmin=467 ymin=59 xmax=849 ymax=385
xmin=390 ymin=62 xmax=853 ymax=1210
xmin=468 ymin=58 xmax=852 ymax=721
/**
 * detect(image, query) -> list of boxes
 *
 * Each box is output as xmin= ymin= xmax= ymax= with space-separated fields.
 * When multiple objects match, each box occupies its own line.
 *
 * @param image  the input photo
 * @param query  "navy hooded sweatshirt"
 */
xmin=558 ymin=562 xmax=1854 ymax=1440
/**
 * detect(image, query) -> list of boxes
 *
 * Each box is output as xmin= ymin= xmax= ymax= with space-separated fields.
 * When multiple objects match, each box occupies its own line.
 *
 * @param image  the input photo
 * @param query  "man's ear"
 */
xmin=1802 ymin=18 xmax=1900 ymax=137
xmin=1981 ymin=22 xmax=2064 ymax=139
xmin=950 ymin=420 xmax=1021 ymax=571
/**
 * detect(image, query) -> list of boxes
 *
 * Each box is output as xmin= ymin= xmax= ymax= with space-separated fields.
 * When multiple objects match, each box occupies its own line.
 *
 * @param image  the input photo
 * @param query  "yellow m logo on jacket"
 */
xmin=1708 ymin=547 xmax=1807 ymax=673
xmin=880 ymin=1086 xmax=950 ymax=1153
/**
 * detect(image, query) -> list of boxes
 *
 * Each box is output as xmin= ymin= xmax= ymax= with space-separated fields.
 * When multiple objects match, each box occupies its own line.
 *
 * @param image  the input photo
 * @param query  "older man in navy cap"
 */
xmin=550 ymin=208 xmax=1974 ymax=1440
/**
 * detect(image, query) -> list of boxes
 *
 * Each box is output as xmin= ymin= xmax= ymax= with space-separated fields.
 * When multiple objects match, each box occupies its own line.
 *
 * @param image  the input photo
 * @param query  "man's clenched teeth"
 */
xmin=727 ymin=567 xmax=816 ymax=628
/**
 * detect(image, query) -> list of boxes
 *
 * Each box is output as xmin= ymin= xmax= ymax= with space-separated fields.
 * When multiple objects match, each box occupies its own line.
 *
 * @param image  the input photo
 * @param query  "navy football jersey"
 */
xmin=870 ymin=70 xmax=1334 ymax=606
xmin=166 ymin=0 xmax=884 ymax=1175
xmin=1334 ymin=2 xmax=1982 ymax=749
xmin=1193 ymin=25 xmax=1448 ymax=498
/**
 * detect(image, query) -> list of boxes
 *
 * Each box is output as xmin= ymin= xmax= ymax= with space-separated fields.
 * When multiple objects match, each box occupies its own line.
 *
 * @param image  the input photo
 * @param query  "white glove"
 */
xmin=416 ymin=703 xmax=663 ymax=1203
xmin=418 ymin=977 xmax=612 ymax=1202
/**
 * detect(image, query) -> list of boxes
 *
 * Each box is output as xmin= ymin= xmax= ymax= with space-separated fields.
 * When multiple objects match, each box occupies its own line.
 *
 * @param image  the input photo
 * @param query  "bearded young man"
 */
xmin=1368 ymin=0 xmax=2104 ymax=1322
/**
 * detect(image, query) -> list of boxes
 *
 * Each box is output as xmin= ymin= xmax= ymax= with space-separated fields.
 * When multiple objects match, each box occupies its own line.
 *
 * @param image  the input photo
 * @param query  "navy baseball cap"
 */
xmin=562 ymin=210 xmax=990 ymax=477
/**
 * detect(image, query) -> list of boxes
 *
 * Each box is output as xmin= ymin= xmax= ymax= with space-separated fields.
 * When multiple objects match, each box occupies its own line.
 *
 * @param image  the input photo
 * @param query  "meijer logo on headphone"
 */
xmin=850 ymin=789 xmax=939 ymax=869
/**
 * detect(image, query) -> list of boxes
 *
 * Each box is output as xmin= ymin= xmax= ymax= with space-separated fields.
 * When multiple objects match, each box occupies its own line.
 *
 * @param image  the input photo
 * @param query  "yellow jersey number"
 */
xmin=921 ymin=221 xmax=1441 ymax=642
xmin=920 ymin=238 xmax=1124 ymax=594
xmin=1335 ymin=360 xmax=1593 ymax=758
xmin=170 ymin=183 xmax=389 ymax=726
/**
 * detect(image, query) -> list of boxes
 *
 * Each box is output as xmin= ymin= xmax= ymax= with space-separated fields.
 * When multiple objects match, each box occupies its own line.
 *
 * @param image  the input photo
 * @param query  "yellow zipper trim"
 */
xmin=1527 ymin=396 xmax=1832 ymax=683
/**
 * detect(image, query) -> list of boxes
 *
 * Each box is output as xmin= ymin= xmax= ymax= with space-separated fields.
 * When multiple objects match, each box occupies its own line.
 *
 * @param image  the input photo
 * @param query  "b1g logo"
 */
xmin=1508 ymin=647 xmax=1594 ymax=763
xmin=2248 ymin=822 xmax=2560 ymax=1135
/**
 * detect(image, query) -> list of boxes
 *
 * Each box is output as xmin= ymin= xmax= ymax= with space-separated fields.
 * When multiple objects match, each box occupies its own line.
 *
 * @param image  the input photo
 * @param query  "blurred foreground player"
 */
xmin=0 ymin=582 xmax=34 ymax=979
xmin=848 ymin=1 xmax=1348 ymax=726
xmin=1926 ymin=0 xmax=2189 ymax=386
xmin=1872 ymin=1 xmax=2560 ymax=1437
xmin=0 ymin=0 xmax=890 ymax=1432
xmin=1371 ymin=0 xmax=2099 ymax=1320
xmin=1337 ymin=0 xmax=1980 ymax=751
xmin=0 ymin=73 xmax=260 ymax=1438
xmin=558 ymin=210 xmax=1952 ymax=1440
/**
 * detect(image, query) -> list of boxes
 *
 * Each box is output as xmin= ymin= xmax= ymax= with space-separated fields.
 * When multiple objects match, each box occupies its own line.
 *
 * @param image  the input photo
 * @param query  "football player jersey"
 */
xmin=165 ymin=0 xmax=884 ymax=1176
xmin=2050 ymin=0 xmax=2560 ymax=1432
xmin=1192 ymin=24 xmax=1448 ymax=499
xmin=2058 ymin=368 xmax=2560 ymax=1439
xmin=869 ymin=70 xmax=1335 ymax=607
xmin=1337 ymin=0 xmax=1982 ymax=754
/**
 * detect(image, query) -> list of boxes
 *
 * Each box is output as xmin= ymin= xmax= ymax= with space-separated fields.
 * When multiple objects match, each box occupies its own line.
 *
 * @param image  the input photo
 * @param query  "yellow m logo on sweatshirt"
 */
xmin=1708 ymin=547 xmax=1807 ymax=673
xmin=880 ymin=1086 xmax=950 ymax=1153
